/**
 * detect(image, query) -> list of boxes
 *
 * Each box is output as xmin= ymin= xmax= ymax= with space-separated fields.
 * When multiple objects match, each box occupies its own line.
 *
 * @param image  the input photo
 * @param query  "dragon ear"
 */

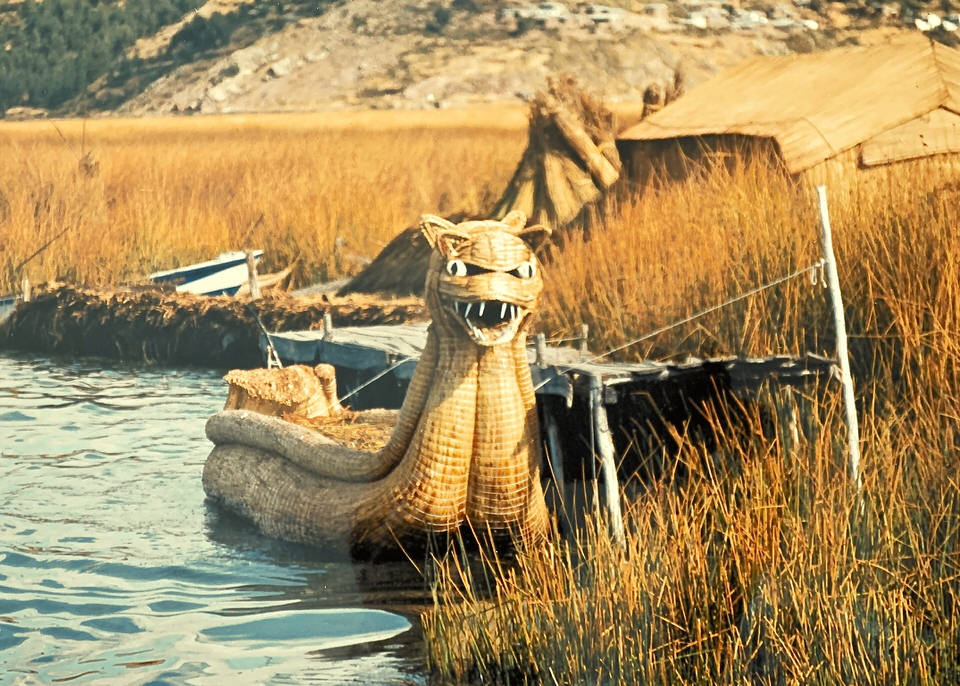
xmin=500 ymin=210 xmax=528 ymax=232
xmin=517 ymin=224 xmax=552 ymax=254
xmin=499 ymin=210 xmax=551 ymax=253
xmin=420 ymin=214 xmax=470 ymax=257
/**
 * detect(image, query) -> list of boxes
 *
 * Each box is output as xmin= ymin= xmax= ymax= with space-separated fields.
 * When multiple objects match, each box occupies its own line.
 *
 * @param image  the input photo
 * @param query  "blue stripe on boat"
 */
xmin=148 ymin=251 xmax=263 ymax=294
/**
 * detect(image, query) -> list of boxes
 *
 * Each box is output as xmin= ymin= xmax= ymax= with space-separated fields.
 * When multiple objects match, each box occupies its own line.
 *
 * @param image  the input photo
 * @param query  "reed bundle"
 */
xmin=283 ymin=409 xmax=398 ymax=452
xmin=492 ymin=74 xmax=621 ymax=230
xmin=224 ymin=363 xmax=343 ymax=419
xmin=340 ymin=76 xmax=620 ymax=297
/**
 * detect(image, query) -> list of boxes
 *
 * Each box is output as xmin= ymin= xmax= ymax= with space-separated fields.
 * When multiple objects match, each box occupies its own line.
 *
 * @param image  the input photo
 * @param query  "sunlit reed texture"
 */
xmin=0 ymin=111 xmax=526 ymax=293
xmin=427 ymin=157 xmax=960 ymax=685
xmin=4 ymin=112 xmax=960 ymax=683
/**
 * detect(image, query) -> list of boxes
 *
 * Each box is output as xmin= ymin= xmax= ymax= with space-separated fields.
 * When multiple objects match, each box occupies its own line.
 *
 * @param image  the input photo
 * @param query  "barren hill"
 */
xmin=10 ymin=0 xmax=950 ymax=118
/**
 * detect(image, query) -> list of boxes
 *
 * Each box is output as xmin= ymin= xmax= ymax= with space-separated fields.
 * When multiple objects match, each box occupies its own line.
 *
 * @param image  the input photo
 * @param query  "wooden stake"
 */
xmin=535 ymin=332 xmax=547 ymax=367
xmin=542 ymin=408 xmax=571 ymax=534
xmin=816 ymin=185 xmax=862 ymax=490
xmin=21 ymin=277 xmax=30 ymax=303
xmin=245 ymin=251 xmax=261 ymax=300
xmin=775 ymin=386 xmax=799 ymax=459
xmin=323 ymin=312 xmax=334 ymax=340
xmin=579 ymin=323 xmax=589 ymax=357
xmin=589 ymin=374 xmax=626 ymax=547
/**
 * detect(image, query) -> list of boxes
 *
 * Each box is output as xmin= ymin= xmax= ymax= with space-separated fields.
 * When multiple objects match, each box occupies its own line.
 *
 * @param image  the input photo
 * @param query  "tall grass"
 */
xmin=427 ymin=158 xmax=960 ymax=684
xmin=0 ymin=110 xmax=525 ymax=293
xmin=425 ymin=395 xmax=960 ymax=683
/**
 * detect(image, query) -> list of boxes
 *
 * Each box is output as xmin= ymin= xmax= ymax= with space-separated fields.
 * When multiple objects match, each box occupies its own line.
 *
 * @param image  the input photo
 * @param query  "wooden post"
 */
xmin=589 ymin=374 xmax=626 ymax=547
xmin=323 ymin=312 xmax=334 ymax=340
xmin=816 ymin=185 xmax=862 ymax=490
xmin=535 ymin=332 xmax=547 ymax=367
xmin=774 ymin=386 xmax=799 ymax=459
xmin=245 ymin=251 xmax=261 ymax=300
xmin=542 ymin=408 xmax=571 ymax=533
xmin=579 ymin=323 xmax=589 ymax=358
xmin=21 ymin=277 xmax=30 ymax=303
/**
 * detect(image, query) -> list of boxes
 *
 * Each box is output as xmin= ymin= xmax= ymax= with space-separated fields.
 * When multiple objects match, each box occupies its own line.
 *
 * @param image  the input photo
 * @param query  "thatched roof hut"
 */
xmin=617 ymin=36 xmax=960 ymax=185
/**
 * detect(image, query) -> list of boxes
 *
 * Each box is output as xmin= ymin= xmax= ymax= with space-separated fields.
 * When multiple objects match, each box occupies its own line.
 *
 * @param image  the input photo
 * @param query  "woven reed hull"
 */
xmin=202 ymin=443 xmax=446 ymax=552
xmin=202 ymin=334 xmax=550 ymax=552
xmin=203 ymin=442 xmax=544 ymax=555
xmin=204 ymin=444 xmax=366 ymax=548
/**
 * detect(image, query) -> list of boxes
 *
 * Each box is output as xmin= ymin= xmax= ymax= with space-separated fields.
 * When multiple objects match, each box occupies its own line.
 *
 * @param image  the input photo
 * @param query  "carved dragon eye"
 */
xmin=511 ymin=261 xmax=536 ymax=279
xmin=446 ymin=259 xmax=467 ymax=277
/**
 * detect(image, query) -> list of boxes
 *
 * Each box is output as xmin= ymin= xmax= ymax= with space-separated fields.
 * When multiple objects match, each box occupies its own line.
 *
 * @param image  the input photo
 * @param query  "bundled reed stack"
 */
xmin=491 ymin=74 xmax=621 ymax=230
xmin=223 ymin=364 xmax=343 ymax=419
xmin=0 ymin=284 xmax=426 ymax=367
xmin=221 ymin=363 xmax=399 ymax=451
xmin=339 ymin=76 xmax=620 ymax=297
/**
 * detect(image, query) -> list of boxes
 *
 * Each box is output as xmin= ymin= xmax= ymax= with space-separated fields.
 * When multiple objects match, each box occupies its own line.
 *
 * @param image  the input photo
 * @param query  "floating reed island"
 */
xmin=0 ymin=284 xmax=426 ymax=368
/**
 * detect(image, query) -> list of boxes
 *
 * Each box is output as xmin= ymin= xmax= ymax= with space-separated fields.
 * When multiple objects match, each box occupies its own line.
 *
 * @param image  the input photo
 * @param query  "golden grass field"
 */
xmin=0 ymin=109 xmax=527 ymax=293
xmin=4 ymin=110 xmax=960 ymax=683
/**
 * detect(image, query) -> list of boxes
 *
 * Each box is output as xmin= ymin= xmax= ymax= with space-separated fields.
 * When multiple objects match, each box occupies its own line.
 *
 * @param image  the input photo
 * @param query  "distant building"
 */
xmin=617 ymin=36 xmax=960 ymax=185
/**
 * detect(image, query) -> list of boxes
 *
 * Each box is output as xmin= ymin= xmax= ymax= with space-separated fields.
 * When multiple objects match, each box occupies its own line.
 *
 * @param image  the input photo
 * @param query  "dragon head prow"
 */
xmin=421 ymin=211 xmax=552 ymax=347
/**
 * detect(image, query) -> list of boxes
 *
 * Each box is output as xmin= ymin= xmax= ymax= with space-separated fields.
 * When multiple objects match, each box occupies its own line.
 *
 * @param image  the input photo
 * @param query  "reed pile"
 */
xmin=340 ymin=76 xmax=620 ymax=296
xmin=490 ymin=74 xmax=621 ymax=230
xmin=0 ymin=284 xmax=425 ymax=367
xmin=284 ymin=409 xmax=398 ymax=452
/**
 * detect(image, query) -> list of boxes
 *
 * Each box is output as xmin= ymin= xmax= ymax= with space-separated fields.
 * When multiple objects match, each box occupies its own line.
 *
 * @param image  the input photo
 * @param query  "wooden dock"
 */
xmin=264 ymin=324 xmax=840 ymax=538
xmin=264 ymin=324 xmax=834 ymax=406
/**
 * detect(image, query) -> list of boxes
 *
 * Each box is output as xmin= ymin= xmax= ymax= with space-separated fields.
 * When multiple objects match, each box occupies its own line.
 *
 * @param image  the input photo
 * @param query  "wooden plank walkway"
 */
xmin=264 ymin=324 xmax=840 ymax=541
xmin=263 ymin=324 xmax=837 ymax=403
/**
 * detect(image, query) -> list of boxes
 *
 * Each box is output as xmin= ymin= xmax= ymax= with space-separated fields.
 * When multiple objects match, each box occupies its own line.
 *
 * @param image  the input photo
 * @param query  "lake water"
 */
xmin=0 ymin=353 xmax=427 ymax=685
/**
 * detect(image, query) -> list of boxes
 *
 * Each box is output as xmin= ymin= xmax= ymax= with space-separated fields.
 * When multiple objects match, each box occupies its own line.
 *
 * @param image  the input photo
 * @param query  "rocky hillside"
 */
xmin=0 ymin=0 xmax=951 ymax=119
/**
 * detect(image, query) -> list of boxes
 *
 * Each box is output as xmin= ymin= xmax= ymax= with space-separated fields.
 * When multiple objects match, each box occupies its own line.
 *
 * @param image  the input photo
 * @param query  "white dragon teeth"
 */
xmin=454 ymin=300 xmax=523 ymax=332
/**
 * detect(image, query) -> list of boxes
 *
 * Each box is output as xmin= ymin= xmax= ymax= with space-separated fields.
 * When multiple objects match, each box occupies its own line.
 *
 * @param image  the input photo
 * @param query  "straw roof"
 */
xmin=618 ymin=36 xmax=960 ymax=174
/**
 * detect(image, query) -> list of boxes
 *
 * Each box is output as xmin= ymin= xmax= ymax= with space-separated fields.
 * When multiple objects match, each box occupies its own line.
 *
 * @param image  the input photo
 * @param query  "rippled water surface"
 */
xmin=0 ymin=354 xmax=426 ymax=684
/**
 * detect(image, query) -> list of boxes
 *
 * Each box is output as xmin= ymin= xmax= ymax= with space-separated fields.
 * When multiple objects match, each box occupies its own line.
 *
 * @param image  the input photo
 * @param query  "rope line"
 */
xmin=337 ymin=355 xmax=417 ymax=405
xmin=533 ymin=259 xmax=826 ymax=392
xmin=247 ymin=304 xmax=283 ymax=369
xmin=269 ymin=260 xmax=825 ymax=401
